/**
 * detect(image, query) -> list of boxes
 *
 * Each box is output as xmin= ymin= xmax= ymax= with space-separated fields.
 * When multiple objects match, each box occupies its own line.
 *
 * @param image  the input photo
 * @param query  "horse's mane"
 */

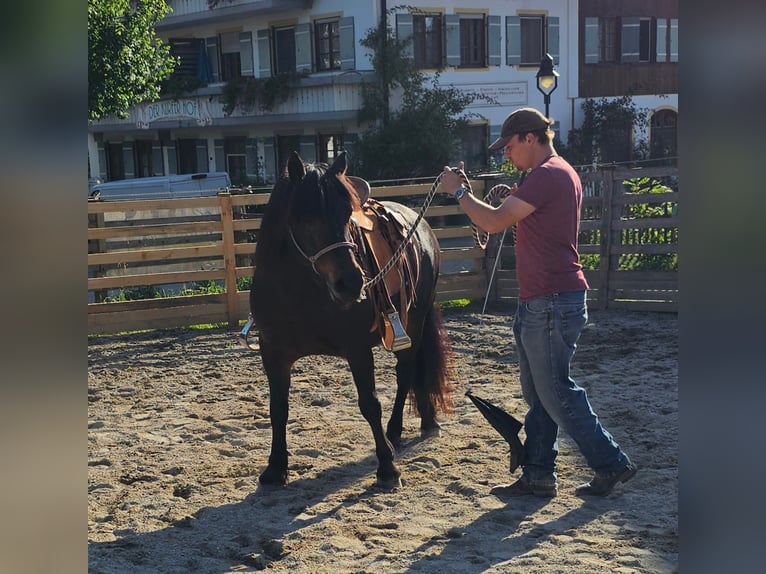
xmin=255 ymin=160 xmax=360 ymax=268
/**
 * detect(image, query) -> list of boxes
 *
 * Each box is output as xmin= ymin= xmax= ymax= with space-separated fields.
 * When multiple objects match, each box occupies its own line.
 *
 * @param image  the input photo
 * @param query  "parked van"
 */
xmin=89 ymin=172 xmax=231 ymax=201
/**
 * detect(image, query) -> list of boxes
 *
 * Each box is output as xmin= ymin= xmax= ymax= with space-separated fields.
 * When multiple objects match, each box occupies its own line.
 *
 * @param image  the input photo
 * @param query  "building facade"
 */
xmin=87 ymin=0 xmax=678 ymax=186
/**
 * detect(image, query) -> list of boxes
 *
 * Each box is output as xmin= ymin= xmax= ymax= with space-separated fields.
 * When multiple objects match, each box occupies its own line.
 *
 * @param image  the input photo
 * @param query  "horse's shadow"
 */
xmin=88 ymin=453 xmax=388 ymax=573
xmin=404 ymin=501 xmax=600 ymax=573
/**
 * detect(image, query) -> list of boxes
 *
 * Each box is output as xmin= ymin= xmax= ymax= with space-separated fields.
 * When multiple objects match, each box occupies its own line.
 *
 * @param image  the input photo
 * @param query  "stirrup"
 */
xmin=384 ymin=310 xmax=411 ymax=352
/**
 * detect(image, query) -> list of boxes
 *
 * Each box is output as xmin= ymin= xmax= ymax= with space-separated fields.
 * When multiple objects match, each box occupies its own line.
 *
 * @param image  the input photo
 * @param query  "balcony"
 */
xmin=158 ymin=0 xmax=314 ymax=31
xmin=89 ymin=71 xmax=375 ymax=133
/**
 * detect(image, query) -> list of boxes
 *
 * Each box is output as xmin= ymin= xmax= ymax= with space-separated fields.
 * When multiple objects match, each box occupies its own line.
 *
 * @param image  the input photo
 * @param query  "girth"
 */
xmin=352 ymin=198 xmax=420 ymax=352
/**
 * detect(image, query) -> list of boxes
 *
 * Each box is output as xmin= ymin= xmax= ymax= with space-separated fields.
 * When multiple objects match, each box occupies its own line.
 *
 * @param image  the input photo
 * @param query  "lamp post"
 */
xmin=536 ymin=53 xmax=559 ymax=119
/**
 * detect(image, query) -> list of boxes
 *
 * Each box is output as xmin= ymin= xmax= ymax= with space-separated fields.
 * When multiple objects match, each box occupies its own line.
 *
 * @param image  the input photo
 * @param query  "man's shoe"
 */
xmin=491 ymin=478 xmax=557 ymax=498
xmin=575 ymin=462 xmax=637 ymax=497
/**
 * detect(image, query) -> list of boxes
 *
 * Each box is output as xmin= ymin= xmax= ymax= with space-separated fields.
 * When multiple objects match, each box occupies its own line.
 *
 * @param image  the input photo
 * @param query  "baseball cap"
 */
xmin=488 ymin=107 xmax=553 ymax=152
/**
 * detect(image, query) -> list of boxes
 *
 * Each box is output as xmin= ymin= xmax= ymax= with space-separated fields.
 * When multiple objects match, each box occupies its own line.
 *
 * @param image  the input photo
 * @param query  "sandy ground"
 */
xmin=88 ymin=305 xmax=678 ymax=573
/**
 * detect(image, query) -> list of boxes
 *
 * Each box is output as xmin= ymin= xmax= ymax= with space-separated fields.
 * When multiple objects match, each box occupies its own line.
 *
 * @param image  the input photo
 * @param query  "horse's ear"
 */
xmin=287 ymin=151 xmax=305 ymax=183
xmin=329 ymin=151 xmax=348 ymax=175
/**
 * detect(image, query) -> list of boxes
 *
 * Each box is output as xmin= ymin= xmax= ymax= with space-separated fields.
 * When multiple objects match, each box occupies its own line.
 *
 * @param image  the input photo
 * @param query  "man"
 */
xmin=440 ymin=107 xmax=636 ymax=497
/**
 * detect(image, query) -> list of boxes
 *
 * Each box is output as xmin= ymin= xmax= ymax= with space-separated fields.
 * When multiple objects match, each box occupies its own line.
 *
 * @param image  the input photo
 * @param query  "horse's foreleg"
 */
xmin=347 ymin=349 xmax=402 ymax=489
xmin=259 ymin=350 xmax=292 ymax=486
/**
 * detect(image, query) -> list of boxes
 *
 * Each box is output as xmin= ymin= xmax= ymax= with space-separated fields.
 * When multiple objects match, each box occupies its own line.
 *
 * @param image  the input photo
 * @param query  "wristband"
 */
xmin=454 ymin=186 xmax=468 ymax=201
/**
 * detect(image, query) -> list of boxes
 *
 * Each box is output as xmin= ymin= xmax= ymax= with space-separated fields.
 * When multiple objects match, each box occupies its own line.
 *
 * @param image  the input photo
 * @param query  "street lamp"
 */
xmin=536 ymin=53 xmax=559 ymax=119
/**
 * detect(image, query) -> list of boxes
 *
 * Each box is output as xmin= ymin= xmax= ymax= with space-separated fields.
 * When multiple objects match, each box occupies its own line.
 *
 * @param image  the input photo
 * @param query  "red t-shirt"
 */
xmin=511 ymin=156 xmax=588 ymax=301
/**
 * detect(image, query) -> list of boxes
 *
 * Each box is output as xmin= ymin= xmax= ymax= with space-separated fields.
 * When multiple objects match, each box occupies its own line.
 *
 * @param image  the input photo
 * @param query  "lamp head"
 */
xmin=536 ymin=53 xmax=560 ymax=96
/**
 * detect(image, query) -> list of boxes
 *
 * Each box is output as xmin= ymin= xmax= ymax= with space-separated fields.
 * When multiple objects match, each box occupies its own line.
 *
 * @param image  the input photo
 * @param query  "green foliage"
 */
xmin=618 ymin=177 xmax=678 ymax=271
xmin=88 ymin=0 xmax=177 ymax=122
xmin=220 ymin=72 xmax=303 ymax=115
xmin=104 ymin=285 xmax=160 ymax=302
xmin=563 ymin=96 xmax=648 ymax=167
xmin=351 ymin=6 xmax=486 ymax=180
xmin=179 ymin=280 xmax=225 ymax=296
xmin=161 ymin=74 xmax=206 ymax=99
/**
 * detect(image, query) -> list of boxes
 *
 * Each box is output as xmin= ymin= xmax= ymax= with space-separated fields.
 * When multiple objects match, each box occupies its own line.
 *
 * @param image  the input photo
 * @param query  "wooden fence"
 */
xmin=87 ymin=166 xmax=678 ymax=335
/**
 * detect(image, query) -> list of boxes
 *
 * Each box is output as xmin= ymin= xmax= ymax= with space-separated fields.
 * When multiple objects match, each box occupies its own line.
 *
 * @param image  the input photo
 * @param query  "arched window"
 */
xmin=650 ymin=109 xmax=678 ymax=165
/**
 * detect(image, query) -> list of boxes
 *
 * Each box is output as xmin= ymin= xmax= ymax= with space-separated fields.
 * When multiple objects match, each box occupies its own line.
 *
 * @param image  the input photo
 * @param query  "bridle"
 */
xmin=288 ymin=222 xmax=359 ymax=275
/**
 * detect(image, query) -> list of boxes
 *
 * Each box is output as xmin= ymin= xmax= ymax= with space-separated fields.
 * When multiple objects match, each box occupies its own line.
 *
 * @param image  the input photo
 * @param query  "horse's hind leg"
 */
xmin=259 ymin=350 xmax=292 ymax=486
xmin=347 ymin=349 xmax=402 ymax=489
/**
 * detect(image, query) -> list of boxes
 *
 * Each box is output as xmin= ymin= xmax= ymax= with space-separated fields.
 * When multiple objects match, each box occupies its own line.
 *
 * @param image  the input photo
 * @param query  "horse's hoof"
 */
xmin=375 ymin=475 xmax=403 ymax=490
xmin=259 ymin=466 xmax=288 ymax=486
xmin=420 ymin=426 xmax=442 ymax=439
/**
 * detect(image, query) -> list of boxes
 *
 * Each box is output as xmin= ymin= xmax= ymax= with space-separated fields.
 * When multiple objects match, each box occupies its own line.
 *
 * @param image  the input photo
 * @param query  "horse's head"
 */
xmin=285 ymin=151 xmax=366 ymax=308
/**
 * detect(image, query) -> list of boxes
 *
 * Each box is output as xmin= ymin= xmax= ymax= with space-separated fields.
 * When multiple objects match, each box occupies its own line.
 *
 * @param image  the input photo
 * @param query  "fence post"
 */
xmin=88 ymin=199 xmax=108 ymax=303
xmin=219 ymin=192 xmax=240 ymax=328
xmin=597 ymin=165 xmax=616 ymax=309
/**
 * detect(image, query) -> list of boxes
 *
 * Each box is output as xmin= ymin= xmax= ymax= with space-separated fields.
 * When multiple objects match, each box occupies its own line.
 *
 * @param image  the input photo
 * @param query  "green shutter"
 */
xmin=621 ymin=17 xmax=640 ymax=62
xmin=299 ymin=136 xmax=316 ymax=163
xmin=246 ymin=139 xmax=259 ymax=179
xmin=152 ymin=142 xmax=164 ymax=176
xmin=445 ymin=14 xmax=460 ymax=66
xmin=584 ymin=17 xmax=599 ymax=64
xmin=206 ymin=36 xmax=219 ymax=82
xmin=196 ymin=139 xmax=208 ymax=172
xmin=214 ymin=140 xmax=225 ymax=173
xmin=240 ymin=32 xmax=254 ymax=76
xmin=166 ymin=141 xmax=177 ymax=174
xmin=488 ymin=16 xmax=501 ymax=66
xmin=339 ymin=16 xmax=356 ymax=70
xmin=256 ymin=29 xmax=271 ymax=78
xmin=657 ymin=19 xmax=667 ymax=62
xmin=669 ymin=19 xmax=678 ymax=62
xmin=295 ymin=23 xmax=312 ymax=73
xmin=123 ymin=142 xmax=135 ymax=178
xmin=396 ymin=13 xmax=414 ymax=61
xmin=547 ymin=16 xmax=559 ymax=65
xmin=262 ymin=138 xmax=276 ymax=183
xmin=506 ymin=16 xmax=520 ymax=65
xmin=97 ymin=142 xmax=108 ymax=181
xmin=341 ymin=133 xmax=358 ymax=166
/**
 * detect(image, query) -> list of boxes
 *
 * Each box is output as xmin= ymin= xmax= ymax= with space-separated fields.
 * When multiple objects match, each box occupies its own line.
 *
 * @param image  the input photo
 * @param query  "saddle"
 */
xmin=347 ymin=177 xmax=420 ymax=352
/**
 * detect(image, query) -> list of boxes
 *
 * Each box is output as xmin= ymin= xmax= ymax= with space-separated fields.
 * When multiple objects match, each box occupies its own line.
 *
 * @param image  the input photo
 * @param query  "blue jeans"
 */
xmin=513 ymin=290 xmax=630 ymax=484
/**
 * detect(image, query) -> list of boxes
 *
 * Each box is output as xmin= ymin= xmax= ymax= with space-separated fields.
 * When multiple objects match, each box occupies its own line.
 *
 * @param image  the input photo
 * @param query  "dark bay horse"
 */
xmin=248 ymin=151 xmax=453 ymax=489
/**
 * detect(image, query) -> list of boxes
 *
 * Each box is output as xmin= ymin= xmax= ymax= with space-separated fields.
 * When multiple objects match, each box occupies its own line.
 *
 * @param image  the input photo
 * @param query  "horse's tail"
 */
xmin=412 ymin=302 xmax=455 ymax=415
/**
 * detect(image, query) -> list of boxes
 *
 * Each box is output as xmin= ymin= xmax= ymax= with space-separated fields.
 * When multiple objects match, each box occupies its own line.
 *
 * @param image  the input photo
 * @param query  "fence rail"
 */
xmin=88 ymin=166 xmax=678 ymax=334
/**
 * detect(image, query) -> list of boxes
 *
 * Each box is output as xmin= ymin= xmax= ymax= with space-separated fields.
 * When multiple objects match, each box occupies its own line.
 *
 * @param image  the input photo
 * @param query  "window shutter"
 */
xmin=206 ymin=36 xmax=220 ymax=82
xmin=239 ymin=31 xmax=254 ymax=76
xmin=396 ymin=13 xmax=414 ymax=61
xmin=445 ymin=14 xmax=461 ymax=66
xmin=339 ymin=16 xmax=356 ymax=70
xmin=341 ymin=133 xmax=358 ymax=163
xmin=246 ymin=139 xmax=259 ymax=179
xmin=584 ymin=17 xmax=599 ymax=64
xmin=214 ymin=140 xmax=225 ymax=173
xmin=621 ymin=17 xmax=640 ymax=62
xmin=262 ymin=137 xmax=277 ymax=182
xmin=166 ymin=141 xmax=177 ymax=174
xmin=97 ymin=142 xmax=108 ymax=181
xmin=152 ymin=142 xmax=164 ymax=176
xmin=488 ymin=15 xmax=501 ymax=66
xmin=656 ymin=19 xmax=667 ymax=62
xmin=505 ymin=16 xmax=521 ymax=65
xmin=547 ymin=17 xmax=560 ymax=65
xmin=295 ymin=23 xmax=312 ymax=73
xmin=299 ymin=136 xmax=316 ymax=163
xmin=256 ymin=29 xmax=272 ymax=78
xmin=195 ymin=139 xmax=208 ymax=172
xmin=123 ymin=142 xmax=135 ymax=178
xmin=669 ymin=19 xmax=678 ymax=62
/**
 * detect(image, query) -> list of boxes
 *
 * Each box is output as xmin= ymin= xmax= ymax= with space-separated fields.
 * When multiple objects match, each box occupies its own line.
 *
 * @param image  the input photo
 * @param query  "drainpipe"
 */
xmin=380 ymin=0 xmax=389 ymax=126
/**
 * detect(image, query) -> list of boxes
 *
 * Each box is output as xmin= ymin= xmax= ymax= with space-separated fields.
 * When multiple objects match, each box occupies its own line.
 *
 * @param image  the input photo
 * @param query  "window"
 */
xmin=599 ymin=18 xmax=617 ymax=62
xmin=275 ymin=27 xmax=296 ymax=74
xmin=315 ymin=19 xmax=340 ymax=71
xmin=520 ymin=16 xmax=543 ymax=66
xmin=277 ymin=135 xmax=301 ymax=175
xmin=168 ymin=38 xmax=209 ymax=81
xmin=650 ymin=109 xmax=677 ymax=164
xmin=460 ymin=124 xmax=489 ymax=172
xmin=225 ymin=137 xmax=247 ymax=185
xmin=177 ymin=139 xmax=206 ymax=174
xmin=318 ymin=134 xmax=344 ymax=164
xmin=638 ymin=18 xmax=653 ymax=62
xmin=219 ymin=32 xmax=242 ymax=81
xmin=413 ymin=14 xmax=443 ymax=69
xmin=459 ymin=15 xmax=486 ymax=68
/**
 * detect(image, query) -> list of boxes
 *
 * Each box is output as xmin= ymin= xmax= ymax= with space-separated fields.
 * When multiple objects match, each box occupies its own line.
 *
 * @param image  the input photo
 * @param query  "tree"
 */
xmin=350 ymin=8 xmax=484 ymax=180
xmin=88 ymin=0 xmax=177 ymax=122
